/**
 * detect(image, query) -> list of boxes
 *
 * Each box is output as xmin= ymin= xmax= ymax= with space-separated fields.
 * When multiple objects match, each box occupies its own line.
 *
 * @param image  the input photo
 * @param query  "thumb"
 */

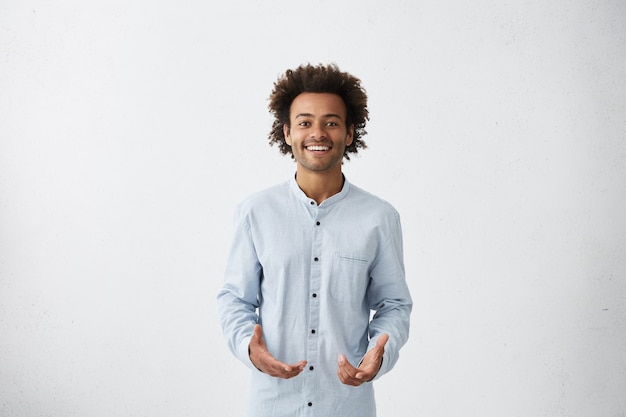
xmin=253 ymin=324 xmax=263 ymax=341
xmin=376 ymin=333 xmax=389 ymax=349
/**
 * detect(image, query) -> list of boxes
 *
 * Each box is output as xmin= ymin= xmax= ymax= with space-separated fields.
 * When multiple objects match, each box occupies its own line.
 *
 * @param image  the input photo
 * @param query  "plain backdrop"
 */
xmin=1 ymin=1 xmax=625 ymax=416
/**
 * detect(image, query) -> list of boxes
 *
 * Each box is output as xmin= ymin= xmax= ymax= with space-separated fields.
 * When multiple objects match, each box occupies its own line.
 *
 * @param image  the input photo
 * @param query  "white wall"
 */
xmin=1 ymin=1 xmax=625 ymax=416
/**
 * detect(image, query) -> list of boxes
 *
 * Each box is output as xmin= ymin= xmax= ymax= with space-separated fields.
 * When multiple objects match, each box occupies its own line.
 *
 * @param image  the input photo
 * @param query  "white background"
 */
xmin=1 ymin=1 xmax=625 ymax=416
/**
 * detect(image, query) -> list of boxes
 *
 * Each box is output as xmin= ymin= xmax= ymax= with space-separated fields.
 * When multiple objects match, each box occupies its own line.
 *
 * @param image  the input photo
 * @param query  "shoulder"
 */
xmin=346 ymin=183 xmax=400 ymax=219
xmin=235 ymin=181 xmax=291 ymax=216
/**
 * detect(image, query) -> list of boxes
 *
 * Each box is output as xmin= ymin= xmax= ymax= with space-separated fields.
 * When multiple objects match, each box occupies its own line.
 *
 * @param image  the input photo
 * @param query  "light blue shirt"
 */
xmin=217 ymin=176 xmax=412 ymax=417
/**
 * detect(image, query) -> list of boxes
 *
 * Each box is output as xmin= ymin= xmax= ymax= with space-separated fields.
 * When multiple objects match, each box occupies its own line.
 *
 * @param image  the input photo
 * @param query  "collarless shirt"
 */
xmin=217 ymin=176 xmax=412 ymax=417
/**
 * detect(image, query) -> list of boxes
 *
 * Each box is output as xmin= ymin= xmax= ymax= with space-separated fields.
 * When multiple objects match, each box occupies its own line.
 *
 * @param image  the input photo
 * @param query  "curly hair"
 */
xmin=268 ymin=63 xmax=369 ymax=160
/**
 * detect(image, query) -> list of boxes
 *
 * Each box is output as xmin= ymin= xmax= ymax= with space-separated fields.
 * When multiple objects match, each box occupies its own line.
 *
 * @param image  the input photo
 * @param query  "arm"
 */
xmin=217 ymin=205 xmax=306 ymax=377
xmin=363 ymin=212 xmax=413 ymax=381
xmin=216 ymin=206 xmax=262 ymax=370
xmin=336 ymin=211 xmax=412 ymax=386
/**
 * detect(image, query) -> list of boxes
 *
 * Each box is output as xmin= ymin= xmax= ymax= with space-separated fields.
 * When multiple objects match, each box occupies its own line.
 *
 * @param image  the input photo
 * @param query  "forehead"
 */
xmin=289 ymin=93 xmax=347 ymax=119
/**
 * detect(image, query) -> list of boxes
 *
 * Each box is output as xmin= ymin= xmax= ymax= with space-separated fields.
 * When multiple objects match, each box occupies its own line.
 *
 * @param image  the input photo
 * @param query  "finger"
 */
xmin=259 ymin=352 xmax=306 ymax=376
xmin=276 ymin=359 xmax=307 ymax=374
xmin=269 ymin=359 xmax=307 ymax=379
xmin=294 ymin=359 xmax=308 ymax=370
xmin=337 ymin=355 xmax=363 ymax=386
xmin=339 ymin=369 xmax=365 ymax=386
xmin=337 ymin=355 xmax=353 ymax=379
xmin=261 ymin=359 xmax=290 ymax=377
xmin=288 ymin=360 xmax=307 ymax=375
xmin=338 ymin=354 xmax=356 ymax=373
xmin=354 ymin=366 xmax=375 ymax=382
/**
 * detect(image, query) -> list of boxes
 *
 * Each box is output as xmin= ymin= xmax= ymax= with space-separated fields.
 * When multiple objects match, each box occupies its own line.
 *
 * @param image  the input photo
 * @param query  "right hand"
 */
xmin=249 ymin=324 xmax=307 ymax=379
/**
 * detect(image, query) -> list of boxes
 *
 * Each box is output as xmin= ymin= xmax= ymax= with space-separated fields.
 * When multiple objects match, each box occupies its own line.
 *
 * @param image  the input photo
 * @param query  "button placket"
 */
xmin=304 ymin=212 xmax=322 ymax=408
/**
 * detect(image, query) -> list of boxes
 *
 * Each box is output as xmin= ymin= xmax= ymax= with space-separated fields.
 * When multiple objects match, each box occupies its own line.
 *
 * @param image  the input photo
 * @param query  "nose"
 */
xmin=310 ymin=122 xmax=327 ymax=139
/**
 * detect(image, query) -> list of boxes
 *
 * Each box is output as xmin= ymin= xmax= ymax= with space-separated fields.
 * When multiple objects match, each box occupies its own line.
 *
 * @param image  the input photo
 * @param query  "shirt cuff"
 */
xmin=237 ymin=335 xmax=256 ymax=371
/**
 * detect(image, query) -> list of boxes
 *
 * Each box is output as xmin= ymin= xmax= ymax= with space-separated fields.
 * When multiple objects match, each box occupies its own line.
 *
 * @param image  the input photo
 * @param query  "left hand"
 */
xmin=337 ymin=333 xmax=389 ymax=386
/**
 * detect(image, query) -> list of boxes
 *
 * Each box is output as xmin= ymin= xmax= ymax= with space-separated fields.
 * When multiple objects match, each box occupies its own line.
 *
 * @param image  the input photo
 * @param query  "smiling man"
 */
xmin=217 ymin=63 xmax=412 ymax=417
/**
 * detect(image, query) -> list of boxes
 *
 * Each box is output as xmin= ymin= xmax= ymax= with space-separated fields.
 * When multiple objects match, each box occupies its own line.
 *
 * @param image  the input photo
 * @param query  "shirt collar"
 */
xmin=289 ymin=173 xmax=351 ymax=207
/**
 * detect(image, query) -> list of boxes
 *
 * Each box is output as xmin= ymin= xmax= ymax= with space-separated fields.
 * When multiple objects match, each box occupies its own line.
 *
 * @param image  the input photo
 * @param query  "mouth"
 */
xmin=306 ymin=145 xmax=331 ymax=151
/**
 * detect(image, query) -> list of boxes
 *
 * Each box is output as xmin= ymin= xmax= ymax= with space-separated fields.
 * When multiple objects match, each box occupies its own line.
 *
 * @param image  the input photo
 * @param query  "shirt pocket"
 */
xmin=330 ymin=252 xmax=370 ymax=303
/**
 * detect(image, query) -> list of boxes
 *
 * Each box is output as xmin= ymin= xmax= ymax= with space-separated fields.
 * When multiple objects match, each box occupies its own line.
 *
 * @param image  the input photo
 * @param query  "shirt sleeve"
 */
xmin=366 ymin=211 xmax=413 ymax=380
xmin=216 ymin=204 xmax=261 ymax=371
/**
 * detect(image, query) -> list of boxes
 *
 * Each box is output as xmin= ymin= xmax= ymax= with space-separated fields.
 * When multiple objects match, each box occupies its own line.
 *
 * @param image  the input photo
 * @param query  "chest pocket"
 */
xmin=330 ymin=252 xmax=371 ymax=303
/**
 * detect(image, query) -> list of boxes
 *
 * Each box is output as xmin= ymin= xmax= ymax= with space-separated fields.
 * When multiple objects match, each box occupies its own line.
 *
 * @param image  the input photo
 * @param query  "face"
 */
xmin=284 ymin=92 xmax=354 ymax=175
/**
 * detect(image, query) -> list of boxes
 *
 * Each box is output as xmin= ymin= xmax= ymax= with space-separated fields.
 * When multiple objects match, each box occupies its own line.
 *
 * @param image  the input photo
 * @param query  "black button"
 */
xmin=316 ymin=221 xmax=320 ymax=226
xmin=311 ymin=329 xmax=316 ymax=334
xmin=308 ymin=402 xmax=313 ymax=407
xmin=310 ymin=201 xmax=315 ymax=205
xmin=312 ymin=293 xmax=317 ymax=298
xmin=314 ymin=257 xmax=319 ymax=262
xmin=309 ymin=366 xmax=314 ymax=371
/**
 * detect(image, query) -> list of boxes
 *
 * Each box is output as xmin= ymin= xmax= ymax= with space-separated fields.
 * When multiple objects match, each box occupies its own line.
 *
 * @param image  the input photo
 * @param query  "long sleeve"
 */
xmin=366 ymin=212 xmax=412 ymax=380
xmin=216 ymin=205 xmax=261 ymax=370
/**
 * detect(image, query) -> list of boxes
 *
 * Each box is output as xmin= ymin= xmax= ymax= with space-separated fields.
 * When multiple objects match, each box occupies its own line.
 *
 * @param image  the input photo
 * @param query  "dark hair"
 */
xmin=268 ymin=63 xmax=368 ymax=160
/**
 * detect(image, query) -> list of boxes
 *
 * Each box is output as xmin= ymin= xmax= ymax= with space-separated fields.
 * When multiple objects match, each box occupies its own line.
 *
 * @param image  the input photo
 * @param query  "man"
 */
xmin=217 ymin=63 xmax=412 ymax=417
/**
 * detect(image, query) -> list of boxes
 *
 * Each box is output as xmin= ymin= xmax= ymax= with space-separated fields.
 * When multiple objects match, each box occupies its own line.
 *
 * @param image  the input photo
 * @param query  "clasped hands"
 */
xmin=248 ymin=324 xmax=388 ymax=386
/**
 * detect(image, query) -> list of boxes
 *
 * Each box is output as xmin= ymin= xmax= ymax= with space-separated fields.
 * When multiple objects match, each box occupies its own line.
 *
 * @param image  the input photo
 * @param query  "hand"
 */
xmin=249 ymin=324 xmax=307 ymax=379
xmin=337 ymin=333 xmax=388 ymax=386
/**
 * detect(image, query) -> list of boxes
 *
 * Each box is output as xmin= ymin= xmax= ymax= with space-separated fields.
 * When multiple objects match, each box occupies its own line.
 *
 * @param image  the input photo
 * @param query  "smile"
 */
xmin=306 ymin=145 xmax=331 ymax=151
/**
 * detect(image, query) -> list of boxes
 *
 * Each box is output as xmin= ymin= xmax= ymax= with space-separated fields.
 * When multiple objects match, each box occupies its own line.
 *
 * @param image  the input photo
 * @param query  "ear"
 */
xmin=283 ymin=124 xmax=292 ymax=146
xmin=346 ymin=124 xmax=354 ymax=147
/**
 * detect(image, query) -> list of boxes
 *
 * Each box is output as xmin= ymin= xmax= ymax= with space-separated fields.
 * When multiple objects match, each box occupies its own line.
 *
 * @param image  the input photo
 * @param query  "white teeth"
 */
xmin=307 ymin=146 xmax=330 ymax=151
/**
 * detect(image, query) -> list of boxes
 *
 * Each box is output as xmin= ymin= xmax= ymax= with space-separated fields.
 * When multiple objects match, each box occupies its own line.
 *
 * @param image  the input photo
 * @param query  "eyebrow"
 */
xmin=295 ymin=113 xmax=344 ymax=120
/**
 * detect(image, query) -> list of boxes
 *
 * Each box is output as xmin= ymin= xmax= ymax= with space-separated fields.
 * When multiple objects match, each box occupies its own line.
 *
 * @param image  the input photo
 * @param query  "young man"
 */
xmin=217 ymin=63 xmax=412 ymax=417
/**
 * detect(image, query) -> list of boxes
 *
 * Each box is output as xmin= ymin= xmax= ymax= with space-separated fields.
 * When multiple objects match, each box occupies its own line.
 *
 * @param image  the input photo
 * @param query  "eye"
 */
xmin=298 ymin=121 xmax=311 ymax=127
xmin=326 ymin=122 xmax=338 ymax=127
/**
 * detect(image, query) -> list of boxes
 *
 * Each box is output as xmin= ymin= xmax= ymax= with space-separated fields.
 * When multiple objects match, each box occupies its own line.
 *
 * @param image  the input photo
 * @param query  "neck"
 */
xmin=295 ymin=167 xmax=344 ymax=205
